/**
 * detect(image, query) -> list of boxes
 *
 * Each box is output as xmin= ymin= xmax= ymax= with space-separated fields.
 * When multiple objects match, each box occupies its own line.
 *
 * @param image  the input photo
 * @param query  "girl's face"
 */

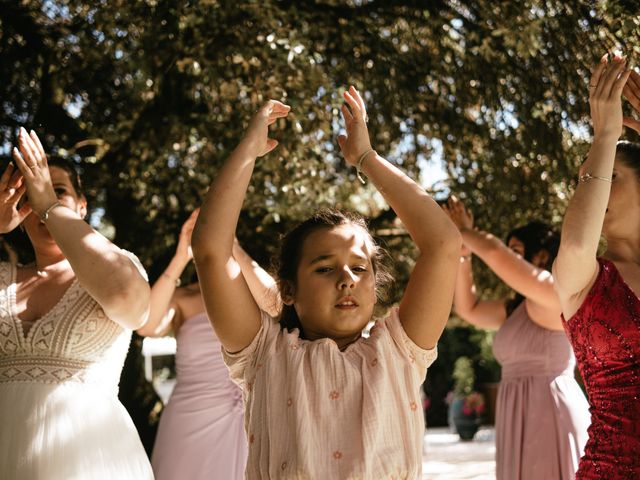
xmin=286 ymin=224 xmax=377 ymax=347
xmin=603 ymin=158 xmax=640 ymax=240
xmin=23 ymin=166 xmax=87 ymax=245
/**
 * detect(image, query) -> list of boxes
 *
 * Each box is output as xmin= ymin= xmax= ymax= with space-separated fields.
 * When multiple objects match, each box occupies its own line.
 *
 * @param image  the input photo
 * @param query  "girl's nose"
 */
xmin=337 ymin=268 xmax=356 ymax=289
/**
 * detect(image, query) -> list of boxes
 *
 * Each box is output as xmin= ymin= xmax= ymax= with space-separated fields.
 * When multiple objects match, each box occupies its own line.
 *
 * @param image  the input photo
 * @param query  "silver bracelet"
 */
xmin=578 ymin=172 xmax=612 ymax=183
xmin=356 ymin=149 xmax=375 ymax=184
xmin=40 ymin=202 xmax=62 ymax=222
xmin=161 ymin=272 xmax=181 ymax=287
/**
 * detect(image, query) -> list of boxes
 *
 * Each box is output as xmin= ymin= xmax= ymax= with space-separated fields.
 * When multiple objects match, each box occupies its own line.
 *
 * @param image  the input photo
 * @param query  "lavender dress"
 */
xmin=493 ymin=301 xmax=590 ymax=480
xmin=151 ymin=312 xmax=247 ymax=480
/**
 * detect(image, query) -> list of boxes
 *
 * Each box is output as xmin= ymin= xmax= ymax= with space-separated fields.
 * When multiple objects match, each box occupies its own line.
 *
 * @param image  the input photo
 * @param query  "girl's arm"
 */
xmin=13 ymin=129 xmax=150 ymax=329
xmin=339 ymin=86 xmax=462 ymax=349
xmin=232 ymin=239 xmax=282 ymax=318
xmin=192 ymin=101 xmax=290 ymax=353
xmin=446 ymin=197 xmax=562 ymax=330
xmin=137 ymin=209 xmax=199 ymax=337
xmin=554 ymin=56 xmax=630 ymax=319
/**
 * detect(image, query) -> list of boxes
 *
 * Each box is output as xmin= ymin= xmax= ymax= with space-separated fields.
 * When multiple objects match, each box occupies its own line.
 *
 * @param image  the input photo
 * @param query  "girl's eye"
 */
xmin=352 ymin=266 xmax=368 ymax=272
xmin=54 ymin=188 xmax=66 ymax=196
xmin=315 ymin=267 xmax=333 ymax=273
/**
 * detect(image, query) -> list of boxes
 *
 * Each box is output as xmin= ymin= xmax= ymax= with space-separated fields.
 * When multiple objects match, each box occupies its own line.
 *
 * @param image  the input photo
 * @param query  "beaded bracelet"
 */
xmin=578 ymin=172 xmax=612 ymax=183
xmin=356 ymin=149 xmax=376 ymax=184
xmin=161 ymin=272 xmax=181 ymax=287
xmin=40 ymin=202 xmax=62 ymax=222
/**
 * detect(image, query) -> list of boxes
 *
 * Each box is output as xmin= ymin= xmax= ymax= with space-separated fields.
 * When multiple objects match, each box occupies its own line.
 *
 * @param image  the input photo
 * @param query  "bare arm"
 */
xmin=233 ymin=239 xmax=281 ymax=318
xmin=453 ymin=255 xmax=507 ymax=329
xmin=554 ymin=56 xmax=630 ymax=319
xmin=192 ymin=101 xmax=290 ymax=353
xmin=442 ymin=198 xmax=506 ymax=329
xmin=13 ymin=129 xmax=149 ymax=329
xmin=339 ymin=87 xmax=461 ymax=349
xmin=137 ymin=210 xmax=200 ymax=337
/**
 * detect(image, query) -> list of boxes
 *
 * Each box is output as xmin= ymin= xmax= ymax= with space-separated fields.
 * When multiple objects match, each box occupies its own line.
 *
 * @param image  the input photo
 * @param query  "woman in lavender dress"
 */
xmin=138 ymin=210 xmax=279 ymax=480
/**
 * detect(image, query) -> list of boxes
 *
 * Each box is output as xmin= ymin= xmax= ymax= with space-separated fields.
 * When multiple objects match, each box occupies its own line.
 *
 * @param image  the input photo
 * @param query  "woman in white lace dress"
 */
xmin=0 ymin=128 xmax=153 ymax=479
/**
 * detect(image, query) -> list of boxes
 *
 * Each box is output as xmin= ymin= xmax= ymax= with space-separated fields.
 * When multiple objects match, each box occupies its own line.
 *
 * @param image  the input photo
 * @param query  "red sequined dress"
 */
xmin=561 ymin=259 xmax=640 ymax=479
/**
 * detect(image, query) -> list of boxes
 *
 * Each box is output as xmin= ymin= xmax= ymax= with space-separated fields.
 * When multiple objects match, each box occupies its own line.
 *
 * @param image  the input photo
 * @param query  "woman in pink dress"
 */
xmin=554 ymin=54 xmax=640 ymax=478
xmin=138 ymin=209 xmax=279 ymax=480
xmin=444 ymin=197 xmax=590 ymax=480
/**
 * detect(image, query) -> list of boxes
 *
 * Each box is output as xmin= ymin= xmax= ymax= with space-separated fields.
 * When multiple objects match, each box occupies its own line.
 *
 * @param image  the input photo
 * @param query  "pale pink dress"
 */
xmin=493 ymin=301 xmax=591 ymax=480
xmin=151 ymin=312 xmax=247 ymax=480
xmin=223 ymin=308 xmax=436 ymax=479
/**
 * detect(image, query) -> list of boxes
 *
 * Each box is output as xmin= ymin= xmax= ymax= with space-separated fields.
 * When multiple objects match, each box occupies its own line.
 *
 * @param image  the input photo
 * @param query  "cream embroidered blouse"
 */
xmin=223 ymin=307 xmax=437 ymax=479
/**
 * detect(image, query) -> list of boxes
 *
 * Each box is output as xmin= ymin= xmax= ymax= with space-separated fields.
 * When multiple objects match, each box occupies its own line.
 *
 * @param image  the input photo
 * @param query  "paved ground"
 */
xmin=423 ymin=427 xmax=496 ymax=479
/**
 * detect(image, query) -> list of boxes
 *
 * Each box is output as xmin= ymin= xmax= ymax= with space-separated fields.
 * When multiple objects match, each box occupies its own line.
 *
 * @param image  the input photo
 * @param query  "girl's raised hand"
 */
xmin=241 ymin=100 xmax=291 ymax=158
xmin=176 ymin=208 xmax=200 ymax=261
xmin=444 ymin=196 xmax=474 ymax=231
xmin=623 ymin=69 xmax=640 ymax=134
xmin=337 ymin=86 xmax=373 ymax=166
xmin=0 ymin=162 xmax=31 ymax=234
xmin=11 ymin=128 xmax=57 ymax=216
xmin=589 ymin=54 xmax=632 ymax=140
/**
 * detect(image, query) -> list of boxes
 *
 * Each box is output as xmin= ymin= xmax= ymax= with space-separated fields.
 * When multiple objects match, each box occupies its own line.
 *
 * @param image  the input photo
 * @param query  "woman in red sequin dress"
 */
xmin=554 ymin=54 xmax=640 ymax=479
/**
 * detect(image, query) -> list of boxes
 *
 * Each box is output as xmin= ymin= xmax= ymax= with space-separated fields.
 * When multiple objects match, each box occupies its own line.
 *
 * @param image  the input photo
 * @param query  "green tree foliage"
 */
xmin=2 ymin=0 xmax=639 ymax=431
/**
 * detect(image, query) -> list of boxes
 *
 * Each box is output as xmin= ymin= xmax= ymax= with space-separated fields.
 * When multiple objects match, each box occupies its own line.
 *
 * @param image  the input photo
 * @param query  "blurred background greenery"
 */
xmin=2 ymin=0 xmax=639 ymax=451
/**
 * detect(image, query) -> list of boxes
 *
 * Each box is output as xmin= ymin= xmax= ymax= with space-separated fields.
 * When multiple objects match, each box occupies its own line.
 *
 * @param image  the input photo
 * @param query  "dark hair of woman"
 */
xmin=505 ymin=220 xmax=560 ymax=315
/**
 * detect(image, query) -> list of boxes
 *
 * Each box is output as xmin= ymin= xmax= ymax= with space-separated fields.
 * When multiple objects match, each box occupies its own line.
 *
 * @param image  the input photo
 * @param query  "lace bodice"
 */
xmin=0 ymin=261 xmax=134 ymax=392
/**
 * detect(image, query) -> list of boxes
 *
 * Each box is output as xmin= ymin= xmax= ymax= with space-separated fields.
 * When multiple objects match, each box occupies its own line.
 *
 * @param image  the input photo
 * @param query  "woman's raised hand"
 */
xmin=11 ymin=128 xmax=57 ymax=216
xmin=589 ymin=54 xmax=631 ymax=140
xmin=623 ymin=69 xmax=640 ymax=134
xmin=0 ymin=162 xmax=31 ymax=234
xmin=241 ymin=100 xmax=291 ymax=158
xmin=444 ymin=196 xmax=474 ymax=232
xmin=337 ymin=86 xmax=373 ymax=166
xmin=176 ymin=208 xmax=199 ymax=261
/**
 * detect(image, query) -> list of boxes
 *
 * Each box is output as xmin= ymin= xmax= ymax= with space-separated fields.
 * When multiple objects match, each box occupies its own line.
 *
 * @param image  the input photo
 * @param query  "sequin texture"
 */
xmin=562 ymin=259 xmax=640 ymax=479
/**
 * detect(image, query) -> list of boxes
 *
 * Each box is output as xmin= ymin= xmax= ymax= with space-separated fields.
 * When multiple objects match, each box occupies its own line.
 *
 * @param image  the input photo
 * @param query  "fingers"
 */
xmin=337 ymin=134 xmax=347 ymax=151
xmin=623 ymin=116 xmax=640 ymax=134
xmin=29 ymin=130 xmax=47 ymax=162
xmin=340 ymin=104 xmax=353 ymax=123
xmin=18 ymin=128 xmax=40 ymax=166
xmin=0 ymin=163 xmax=14 ymax=190
xmin=599 ymin=56 xmax=627 ymax=99
xmin=12 ymin=147 xmax=30 ymax=175
xmin=343 ymin=90 xmax=362 ymax=120
xmin=17 ymin=198 xmax=33 ymax=221
xmin=589 ymin=54 xmax=608 ymax=96
xmin=612 ymin=64 xmax=631 ymax=98
xmin=260 ymin=100 xmax=290 ymax=118
xmin=264 ymin=138 xmax=279 ymax=155
xmin=349 ymin=86 xmax=367 ymax=115
xmin=623 ymin=70 xmax=640 ymax=112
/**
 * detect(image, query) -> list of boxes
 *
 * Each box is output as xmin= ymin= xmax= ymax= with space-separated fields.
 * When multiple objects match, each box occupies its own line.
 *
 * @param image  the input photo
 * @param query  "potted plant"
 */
xmin=447 ymin=356 xmax=486 ymax=441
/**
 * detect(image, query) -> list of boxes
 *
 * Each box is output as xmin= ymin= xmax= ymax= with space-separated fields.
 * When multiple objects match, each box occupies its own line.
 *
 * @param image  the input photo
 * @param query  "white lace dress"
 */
xmin=0 ymin=260 xmax=153 ymax=480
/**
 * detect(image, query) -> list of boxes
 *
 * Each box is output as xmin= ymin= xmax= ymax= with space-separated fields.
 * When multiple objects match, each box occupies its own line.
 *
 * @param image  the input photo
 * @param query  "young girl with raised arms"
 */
xmin=192 ymin=86 xmax=461 ymax=478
